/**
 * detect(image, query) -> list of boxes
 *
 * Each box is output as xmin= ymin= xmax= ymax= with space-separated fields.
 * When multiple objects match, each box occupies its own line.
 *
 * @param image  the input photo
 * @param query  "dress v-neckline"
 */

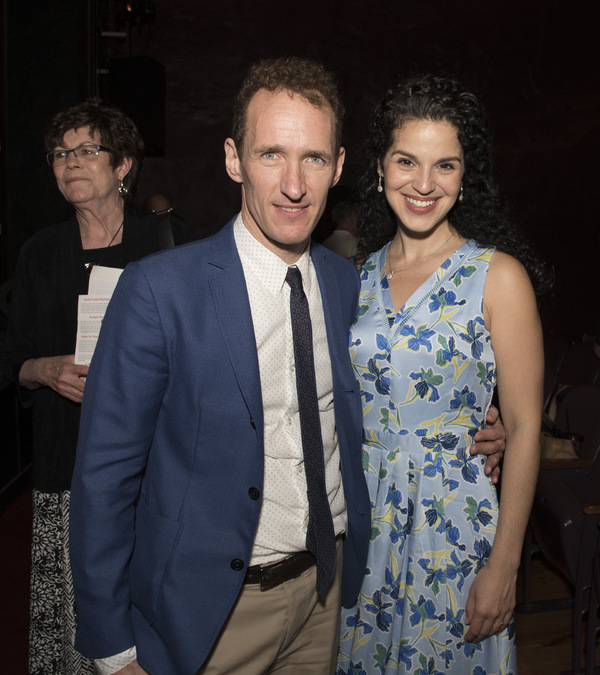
xmin=375 ymin=239 xmax=478 ymax=344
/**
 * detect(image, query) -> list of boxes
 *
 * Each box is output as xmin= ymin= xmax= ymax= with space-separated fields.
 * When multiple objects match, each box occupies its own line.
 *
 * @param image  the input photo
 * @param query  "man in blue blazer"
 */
xmin=70 ymin=57 xmax=370 ymax=675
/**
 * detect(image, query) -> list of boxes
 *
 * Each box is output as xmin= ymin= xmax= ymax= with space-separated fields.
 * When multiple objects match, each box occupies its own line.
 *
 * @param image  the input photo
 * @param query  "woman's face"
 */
xmin=380 ymin=119 xmax=464 ymax=235
xmin=52 ymin=127 xmax=131 ymax=208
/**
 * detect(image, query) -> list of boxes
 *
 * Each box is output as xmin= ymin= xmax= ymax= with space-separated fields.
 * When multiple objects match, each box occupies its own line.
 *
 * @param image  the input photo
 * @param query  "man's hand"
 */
xmin=470 ymin=405 xmax=506 ymax=484
xmin=19 ymin=355 xmax=88 ymax=403
xmin=114 ymin=660 xmax=149 ymax=674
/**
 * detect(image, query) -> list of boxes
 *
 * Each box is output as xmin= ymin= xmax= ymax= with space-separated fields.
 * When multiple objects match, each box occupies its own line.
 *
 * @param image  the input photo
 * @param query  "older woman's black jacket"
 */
xmin=0 ymin=207 xmax=187 ymax=491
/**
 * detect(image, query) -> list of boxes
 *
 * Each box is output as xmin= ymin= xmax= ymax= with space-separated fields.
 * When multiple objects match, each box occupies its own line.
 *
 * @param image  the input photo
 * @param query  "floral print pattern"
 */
xmin=338 ymin=241 xmax=517 ymax=674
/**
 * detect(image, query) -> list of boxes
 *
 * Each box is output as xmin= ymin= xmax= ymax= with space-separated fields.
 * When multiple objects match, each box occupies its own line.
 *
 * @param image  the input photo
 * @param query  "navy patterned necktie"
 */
xmin=286 ymin=265 xmax=336 ymax=600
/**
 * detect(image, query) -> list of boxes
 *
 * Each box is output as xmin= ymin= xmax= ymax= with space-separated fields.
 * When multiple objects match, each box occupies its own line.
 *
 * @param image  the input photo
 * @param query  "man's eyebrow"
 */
xmin=254 ymin=144 xmax=284 ymax=155
xmin=251 ymin=145 xmax=334 ymax=163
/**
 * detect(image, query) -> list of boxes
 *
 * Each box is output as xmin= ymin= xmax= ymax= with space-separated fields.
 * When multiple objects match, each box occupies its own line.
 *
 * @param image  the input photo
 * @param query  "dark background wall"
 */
xmin=1 ymin=0 xmax=599 ymax=337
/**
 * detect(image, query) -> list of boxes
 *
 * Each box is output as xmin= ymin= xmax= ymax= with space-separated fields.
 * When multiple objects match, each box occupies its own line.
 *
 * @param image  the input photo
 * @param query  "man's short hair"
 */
xmin=232 ymin=56 xmax=344 ymax=155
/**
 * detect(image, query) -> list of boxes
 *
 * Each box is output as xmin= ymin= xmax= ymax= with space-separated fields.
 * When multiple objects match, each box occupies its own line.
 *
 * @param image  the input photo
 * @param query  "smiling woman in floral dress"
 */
xmin=337 ymin=75 xmax=549 ymax=674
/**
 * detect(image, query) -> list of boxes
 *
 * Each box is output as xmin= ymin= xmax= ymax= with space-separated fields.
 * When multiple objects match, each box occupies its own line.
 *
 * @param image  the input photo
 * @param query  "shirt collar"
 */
xmin=233 ymin=214 xmax=313 ymax=296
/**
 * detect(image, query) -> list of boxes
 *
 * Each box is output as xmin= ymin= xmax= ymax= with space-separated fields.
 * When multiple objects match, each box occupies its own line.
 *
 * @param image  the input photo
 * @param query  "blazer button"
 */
xmin=248 ymin=487 xmax=260 ymax=500
xmin=250 ymin=416 xmax=256 ymax=429
xmin=231 ymin=559 xmax=244 ymax=572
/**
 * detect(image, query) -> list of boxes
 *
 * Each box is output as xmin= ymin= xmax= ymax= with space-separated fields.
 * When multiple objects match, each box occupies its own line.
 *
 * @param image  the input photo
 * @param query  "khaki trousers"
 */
xmin=197 ymin=539 xmax=343 ymax=674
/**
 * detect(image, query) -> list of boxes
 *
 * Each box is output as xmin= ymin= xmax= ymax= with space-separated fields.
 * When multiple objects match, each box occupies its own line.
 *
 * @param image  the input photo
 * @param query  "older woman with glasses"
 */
xmin=0 ymin=100 xmax=187 ymax=674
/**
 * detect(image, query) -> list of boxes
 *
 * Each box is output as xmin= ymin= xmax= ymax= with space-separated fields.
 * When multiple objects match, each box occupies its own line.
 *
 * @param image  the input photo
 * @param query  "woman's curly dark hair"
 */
xmin=357 ymin=75 xmax=551 ymax=294
xmin=44 ymin=99 xmax=144 ymax=199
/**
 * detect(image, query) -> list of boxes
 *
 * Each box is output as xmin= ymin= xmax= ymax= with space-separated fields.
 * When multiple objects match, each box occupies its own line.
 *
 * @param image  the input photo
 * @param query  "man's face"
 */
xmin=225 ymin=88 xmax=345 ymax=264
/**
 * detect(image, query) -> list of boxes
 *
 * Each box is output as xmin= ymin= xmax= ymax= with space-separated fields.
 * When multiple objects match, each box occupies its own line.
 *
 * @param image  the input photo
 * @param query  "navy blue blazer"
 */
xmin=69 ymin=219 xmax=370 ymax=674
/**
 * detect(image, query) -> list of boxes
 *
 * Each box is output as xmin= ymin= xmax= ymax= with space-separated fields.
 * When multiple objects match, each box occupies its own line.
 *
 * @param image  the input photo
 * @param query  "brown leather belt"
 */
xmin=244 ymin=550 xmax=316 ymax=592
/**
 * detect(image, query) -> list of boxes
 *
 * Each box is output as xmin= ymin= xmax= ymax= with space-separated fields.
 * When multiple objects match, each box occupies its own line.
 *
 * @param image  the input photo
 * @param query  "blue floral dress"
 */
xmin=338 ymin=240 xmax=517 ymax=674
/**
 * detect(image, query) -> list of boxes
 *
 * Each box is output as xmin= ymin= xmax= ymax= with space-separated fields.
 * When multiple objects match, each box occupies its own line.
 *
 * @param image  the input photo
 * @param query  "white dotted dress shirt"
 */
xmin=234 ymin=215 xmax=346 ymax=565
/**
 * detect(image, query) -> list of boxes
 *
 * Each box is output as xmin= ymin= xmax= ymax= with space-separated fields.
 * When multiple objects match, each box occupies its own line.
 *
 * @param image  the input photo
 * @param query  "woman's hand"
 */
xmin=464 ymin=559 xmax=517 ymax=642
xmin=19 ymin=355 xmax=89 ymax=403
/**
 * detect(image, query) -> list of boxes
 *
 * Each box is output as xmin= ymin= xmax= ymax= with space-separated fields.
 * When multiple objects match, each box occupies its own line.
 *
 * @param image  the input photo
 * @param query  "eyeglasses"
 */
xmin=46 ymin=143 xmax=113 ymax=166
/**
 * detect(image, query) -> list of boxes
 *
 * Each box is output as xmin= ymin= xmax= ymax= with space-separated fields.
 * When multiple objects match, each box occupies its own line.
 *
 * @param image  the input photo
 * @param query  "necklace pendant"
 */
xmin=386 ymin=272 xmax=394 ymax=280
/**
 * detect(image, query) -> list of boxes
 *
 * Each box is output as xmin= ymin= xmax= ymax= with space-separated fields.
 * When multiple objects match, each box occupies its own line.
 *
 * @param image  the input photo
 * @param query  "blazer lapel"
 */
xmin=207 ymin=223 xmax=264 ymax=434
xmin=311 ymin=244 xmax=348 ymax=376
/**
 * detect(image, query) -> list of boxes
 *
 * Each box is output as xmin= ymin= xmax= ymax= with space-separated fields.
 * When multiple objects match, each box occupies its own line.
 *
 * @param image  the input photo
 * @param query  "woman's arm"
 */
xmin=1 ymin=228 xmax=88 ymax=403
xmin=464 ymin=251 xmax=543 ymax=642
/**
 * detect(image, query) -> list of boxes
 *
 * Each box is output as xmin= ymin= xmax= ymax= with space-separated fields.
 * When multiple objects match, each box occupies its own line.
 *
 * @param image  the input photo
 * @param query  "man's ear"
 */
xmin=224 ymin=138 xmax=243 ymax=184
xmin=330 ymin=146 xmax=345 ymax=188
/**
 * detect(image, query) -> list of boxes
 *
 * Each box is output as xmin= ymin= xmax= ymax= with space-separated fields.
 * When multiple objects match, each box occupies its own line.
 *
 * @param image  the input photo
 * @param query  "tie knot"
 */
xmin=286 ymin=266 xmax=303 ymax=290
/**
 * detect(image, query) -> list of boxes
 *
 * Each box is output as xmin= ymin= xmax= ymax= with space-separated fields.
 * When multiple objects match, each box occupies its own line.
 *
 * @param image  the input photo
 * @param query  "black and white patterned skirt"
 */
xmin=29 ymin=489 xmax=95 ymax=675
